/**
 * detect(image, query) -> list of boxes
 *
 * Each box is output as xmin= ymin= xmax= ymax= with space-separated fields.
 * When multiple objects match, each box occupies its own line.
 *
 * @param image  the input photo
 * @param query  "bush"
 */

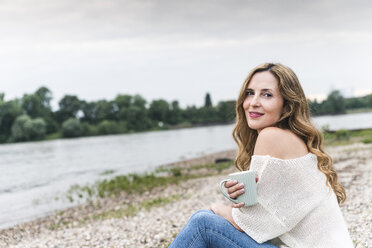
xmin=362 ymin=138 xmax=372 ymax=144
xmin=11 ymin=115 xmax=46 ymax=142
xmin=335 ymin=129 xmax=350 ymax=140
xmin=62 ymin=118 xmax=82 ymax=138
xmin=27 ymin=118 xmax=47 ymax=140
xmin=97 ymin=120 xmax=127 ymax=135
xmin=81 ymin=122 xmax=98 ymax=136
xmin=170 ymin=167 xmax=182 ymax=177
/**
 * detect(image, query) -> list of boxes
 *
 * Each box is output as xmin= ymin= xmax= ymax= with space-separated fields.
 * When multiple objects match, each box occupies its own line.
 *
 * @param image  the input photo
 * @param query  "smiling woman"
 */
xmin=243 ymin=71 xmax=284 ymax=133
xmin=169 ymin=63 xmax=353 ymax=248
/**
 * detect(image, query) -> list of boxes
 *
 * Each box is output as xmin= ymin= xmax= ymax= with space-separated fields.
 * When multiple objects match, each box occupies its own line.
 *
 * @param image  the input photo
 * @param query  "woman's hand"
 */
xmin=209 ymin=203 xmax=243 ymax=232
xmin=224 ymin=177 xmax=258 ymax=208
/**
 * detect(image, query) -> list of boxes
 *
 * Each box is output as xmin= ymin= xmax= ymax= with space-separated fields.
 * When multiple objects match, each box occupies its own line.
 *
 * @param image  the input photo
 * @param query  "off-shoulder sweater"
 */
xmin=232 ymin=153 xmax=353 ymax=248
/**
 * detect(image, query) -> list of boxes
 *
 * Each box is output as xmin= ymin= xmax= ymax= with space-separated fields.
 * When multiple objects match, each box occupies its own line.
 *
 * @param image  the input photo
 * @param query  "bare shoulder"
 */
xmin=254 ymin=127 xmax=308 ymax=159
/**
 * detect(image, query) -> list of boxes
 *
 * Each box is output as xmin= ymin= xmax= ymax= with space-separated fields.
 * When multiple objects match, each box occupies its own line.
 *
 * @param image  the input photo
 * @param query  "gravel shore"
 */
xmin=1 ymin=144 xmax=371 ymax=248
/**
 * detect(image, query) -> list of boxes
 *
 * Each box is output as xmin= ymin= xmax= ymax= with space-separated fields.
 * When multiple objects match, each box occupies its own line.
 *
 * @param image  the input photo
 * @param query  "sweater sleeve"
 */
xmin=232 ymin=154 xmax=331 ymax=243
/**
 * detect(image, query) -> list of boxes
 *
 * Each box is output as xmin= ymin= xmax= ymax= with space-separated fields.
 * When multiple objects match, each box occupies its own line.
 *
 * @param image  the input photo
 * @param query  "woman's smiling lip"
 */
xmin=249 ymin=112 xmax=264 ymax=118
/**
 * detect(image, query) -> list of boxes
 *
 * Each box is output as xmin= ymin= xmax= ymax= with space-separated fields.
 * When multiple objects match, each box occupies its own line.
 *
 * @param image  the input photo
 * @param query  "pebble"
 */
xmin=0 ymin=145 xmax=371 ymax=248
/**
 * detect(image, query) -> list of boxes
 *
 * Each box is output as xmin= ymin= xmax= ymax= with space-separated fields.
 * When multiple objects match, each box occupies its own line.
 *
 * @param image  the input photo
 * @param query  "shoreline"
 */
xmin=0 ymin=149 xmax=237 ymax=245
xmin=1 ymin=144 xmax=371 ymax=247
xmin=1 ymin=116 xmax=371 ymax=146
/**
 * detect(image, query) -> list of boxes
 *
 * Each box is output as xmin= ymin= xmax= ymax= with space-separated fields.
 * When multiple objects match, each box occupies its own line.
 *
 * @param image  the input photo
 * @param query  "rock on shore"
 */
xmin=1 ymin=144 xmax=371 ymax=248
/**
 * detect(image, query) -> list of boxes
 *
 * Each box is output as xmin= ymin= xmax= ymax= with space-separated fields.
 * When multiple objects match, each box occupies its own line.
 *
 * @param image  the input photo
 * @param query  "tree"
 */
xmin=205 ymin=93 xmax=212 ymax=107
xmin=10 ymin=115 xmax=46 ymax=142
xmin=149 ymin=99 xmax=170 ymax=123
xmin=325 ymin=90 xmax=346 ymax=114
xmin=21 ymin=88 xmax=57 ymax=134
xmin=27 ymin=118 xmax=47 ymax=140
xmin=0 ymin=99 xmax=23 ymax=142
xmin=308 ymin=99 xmax=321 ymax=115
xmin=216 ymin=101 xmax=236 ymax=122
xmin=182 ymin=105 xmax=201 ymax=124
xmin=199 ymin=106 xmax=218 ymax=123
xmin=132 ymin=94 xmax=147 ymax=108
xmin=21 ymin=94 xmax=45 ymax=118
xmin=94 ymin=100 xmax=116 ymax=122
xmin=167 ymin=100 xmax=182 ymax=125
xmin=62 ymin=118 xmax=82 ymax=138
xmin=56 ymin=95 xmax=82 ymax=123
xmin=115 ymin=94 xmax=132 ymax=109
xmin=80 ymin=101 xmax=97 ymax=124
xmin=126 ymin=105 xmax=151 ymax=131
xmin=114 ymin=94 xmax=133 ymax=121
xmin=35 ymin=86 xmax=52 ymax=109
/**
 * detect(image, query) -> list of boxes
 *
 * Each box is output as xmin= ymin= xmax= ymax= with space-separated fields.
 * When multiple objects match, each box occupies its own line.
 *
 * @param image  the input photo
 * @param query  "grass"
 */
xmin=362 ymin=138 xmax=372 ymax=144
xmin=44 ymin=132 xmax=62 ymax=140
xmin=49 ymin=194 xmax=184 ymax=230
xmin=54 ymin=160 xmax=233 ymax=230
xmin=100 ymin=169 xmax=116 ymax=175
xmin=92 ymin=195 xmax=181 ymax=221
xmin=65 ymin=161 xmax=232 ymax=203
xmin=323 ymin=128 xmax=372 ymax=146
xmin=346 ymin=108 xmax=372 ymax=114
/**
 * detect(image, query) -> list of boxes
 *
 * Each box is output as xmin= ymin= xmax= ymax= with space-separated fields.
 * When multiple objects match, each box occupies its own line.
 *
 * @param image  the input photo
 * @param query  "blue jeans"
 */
xmin=169 ymin=210 xmax=277 ymax=248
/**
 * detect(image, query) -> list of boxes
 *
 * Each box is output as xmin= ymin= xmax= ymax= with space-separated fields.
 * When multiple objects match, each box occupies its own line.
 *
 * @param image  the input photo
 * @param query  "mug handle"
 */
xmin=219 ymin=179 xmax=239 ymax=204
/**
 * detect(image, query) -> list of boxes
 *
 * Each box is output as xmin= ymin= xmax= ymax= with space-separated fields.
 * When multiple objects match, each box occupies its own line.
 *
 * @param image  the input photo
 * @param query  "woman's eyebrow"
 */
xmin=246 ymin=88 xmax=274 ymax=91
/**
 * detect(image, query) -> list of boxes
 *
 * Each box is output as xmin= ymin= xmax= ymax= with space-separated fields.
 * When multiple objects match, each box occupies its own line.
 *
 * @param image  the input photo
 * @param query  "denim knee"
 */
xmin=189 ymin=210 xmax=215 ymax=230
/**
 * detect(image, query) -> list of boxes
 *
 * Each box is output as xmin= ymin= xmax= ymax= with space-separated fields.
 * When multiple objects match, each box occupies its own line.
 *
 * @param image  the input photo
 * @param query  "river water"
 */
xmin=0 ymin=112 xmax=371 ymax=229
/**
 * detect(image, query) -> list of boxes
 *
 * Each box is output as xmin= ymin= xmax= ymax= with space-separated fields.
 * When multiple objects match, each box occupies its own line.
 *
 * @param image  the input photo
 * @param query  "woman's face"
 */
xmin=243 ymin=71 xmax=284 ymax=133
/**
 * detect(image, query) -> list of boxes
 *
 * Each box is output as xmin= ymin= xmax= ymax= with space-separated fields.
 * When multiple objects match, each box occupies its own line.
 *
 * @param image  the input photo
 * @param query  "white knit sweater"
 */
xmin=232 ymin=153 xmax=353 ymax=248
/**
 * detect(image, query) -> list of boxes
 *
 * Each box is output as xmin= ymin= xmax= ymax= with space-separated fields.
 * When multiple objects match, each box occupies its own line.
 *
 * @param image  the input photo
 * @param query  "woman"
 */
xmin=169 ymin=63 xmax=353 ymax=248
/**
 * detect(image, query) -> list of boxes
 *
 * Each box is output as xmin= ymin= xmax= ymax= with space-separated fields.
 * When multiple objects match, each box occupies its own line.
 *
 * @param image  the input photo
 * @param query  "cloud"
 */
xmin=0 ymin=0 xmax=371 ymax=107
xmin=1 ymin=0 xmax=372 ymax=42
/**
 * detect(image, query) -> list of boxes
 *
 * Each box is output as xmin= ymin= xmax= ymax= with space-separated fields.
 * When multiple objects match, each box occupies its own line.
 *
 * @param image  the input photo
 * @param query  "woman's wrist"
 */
xmin=210 ymin=203 xmax=243 ymax=232
xmin=227 ymin=206 xmax=243 ymax=232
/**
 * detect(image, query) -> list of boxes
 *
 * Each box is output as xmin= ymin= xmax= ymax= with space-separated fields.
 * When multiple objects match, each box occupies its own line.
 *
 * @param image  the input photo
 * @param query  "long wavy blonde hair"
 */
xmin=232 ymin=63 xmax=346 ymax=204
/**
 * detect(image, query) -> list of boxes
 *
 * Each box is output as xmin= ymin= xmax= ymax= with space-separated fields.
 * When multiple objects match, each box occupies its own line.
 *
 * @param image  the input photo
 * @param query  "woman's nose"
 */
xmin=250 ymin=95 xmax=260 ymax=106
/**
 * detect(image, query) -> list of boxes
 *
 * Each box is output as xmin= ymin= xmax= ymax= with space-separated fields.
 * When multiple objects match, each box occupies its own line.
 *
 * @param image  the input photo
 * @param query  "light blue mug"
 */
xmin=219 ymin=170 xmax=258 ymax=206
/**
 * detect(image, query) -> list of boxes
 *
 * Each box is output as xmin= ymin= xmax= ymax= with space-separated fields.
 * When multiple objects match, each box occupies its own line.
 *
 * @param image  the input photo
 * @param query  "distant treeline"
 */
xmin=308 ymin=90 xmax=372 ymax=115
xmin=0 ymin=87 xmax=371 ymax=143
xmin=0 ymin=87 xmax=235 ymax=143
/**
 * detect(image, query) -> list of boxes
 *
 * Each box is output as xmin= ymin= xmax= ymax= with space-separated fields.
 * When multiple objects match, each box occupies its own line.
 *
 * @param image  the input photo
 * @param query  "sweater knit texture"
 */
xmin=232 ymin=153 xmax=353 ymax=248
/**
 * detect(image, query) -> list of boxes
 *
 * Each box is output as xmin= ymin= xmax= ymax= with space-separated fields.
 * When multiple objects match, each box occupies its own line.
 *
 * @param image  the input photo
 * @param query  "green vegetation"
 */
xmin=49 ymin=195 xmax=182 ymax=230
xmin=0 ymin=87 xmax=236 ymax=143
xmin=100 ymin=170 xmax=115 ymax=175
xmin=362 ymin=138 xmax=372 ymax=144
xmin=92 ymin=195 xmax=181 ymax=221
xmin=10 ymin=115 xmax=46 ymax=142
xmin=65 ymin=161 xmax=232 ymax=203
xmin=49 ymin=160 xmax=232 ymax=231
xmin=62 ymin=118 xmax=82 ymax=138
xmin=308 ymin=90 xmax=372 ymax=116
xmin=323 ymin=129 xmax=372 ymax=146
xmin=1 ymin=87 xmax=371 ymax=144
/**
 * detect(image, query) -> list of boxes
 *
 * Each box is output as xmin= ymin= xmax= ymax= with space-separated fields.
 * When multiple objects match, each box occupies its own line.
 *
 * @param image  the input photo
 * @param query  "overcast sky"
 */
xmin=1 ymin=0 xmax=372 ymax=108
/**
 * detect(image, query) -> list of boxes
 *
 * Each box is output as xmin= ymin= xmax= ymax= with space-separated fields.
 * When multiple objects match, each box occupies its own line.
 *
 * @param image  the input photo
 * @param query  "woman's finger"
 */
xmin=229 ymin=187 xmax=245 ymax=199
xmin=224 ymin=180 xmax=238 ymax=188
xmin=227 ymin=182 xmax=244 ymax=194
xmin=231 ymin=202 xmax=245 ymax=208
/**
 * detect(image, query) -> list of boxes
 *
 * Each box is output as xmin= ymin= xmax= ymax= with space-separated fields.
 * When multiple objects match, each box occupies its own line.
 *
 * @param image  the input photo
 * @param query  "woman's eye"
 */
xmin=246 ymin=90 xmax=254 ymax=96
xmin=263 ymin=92 xmax=272 ymax=97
